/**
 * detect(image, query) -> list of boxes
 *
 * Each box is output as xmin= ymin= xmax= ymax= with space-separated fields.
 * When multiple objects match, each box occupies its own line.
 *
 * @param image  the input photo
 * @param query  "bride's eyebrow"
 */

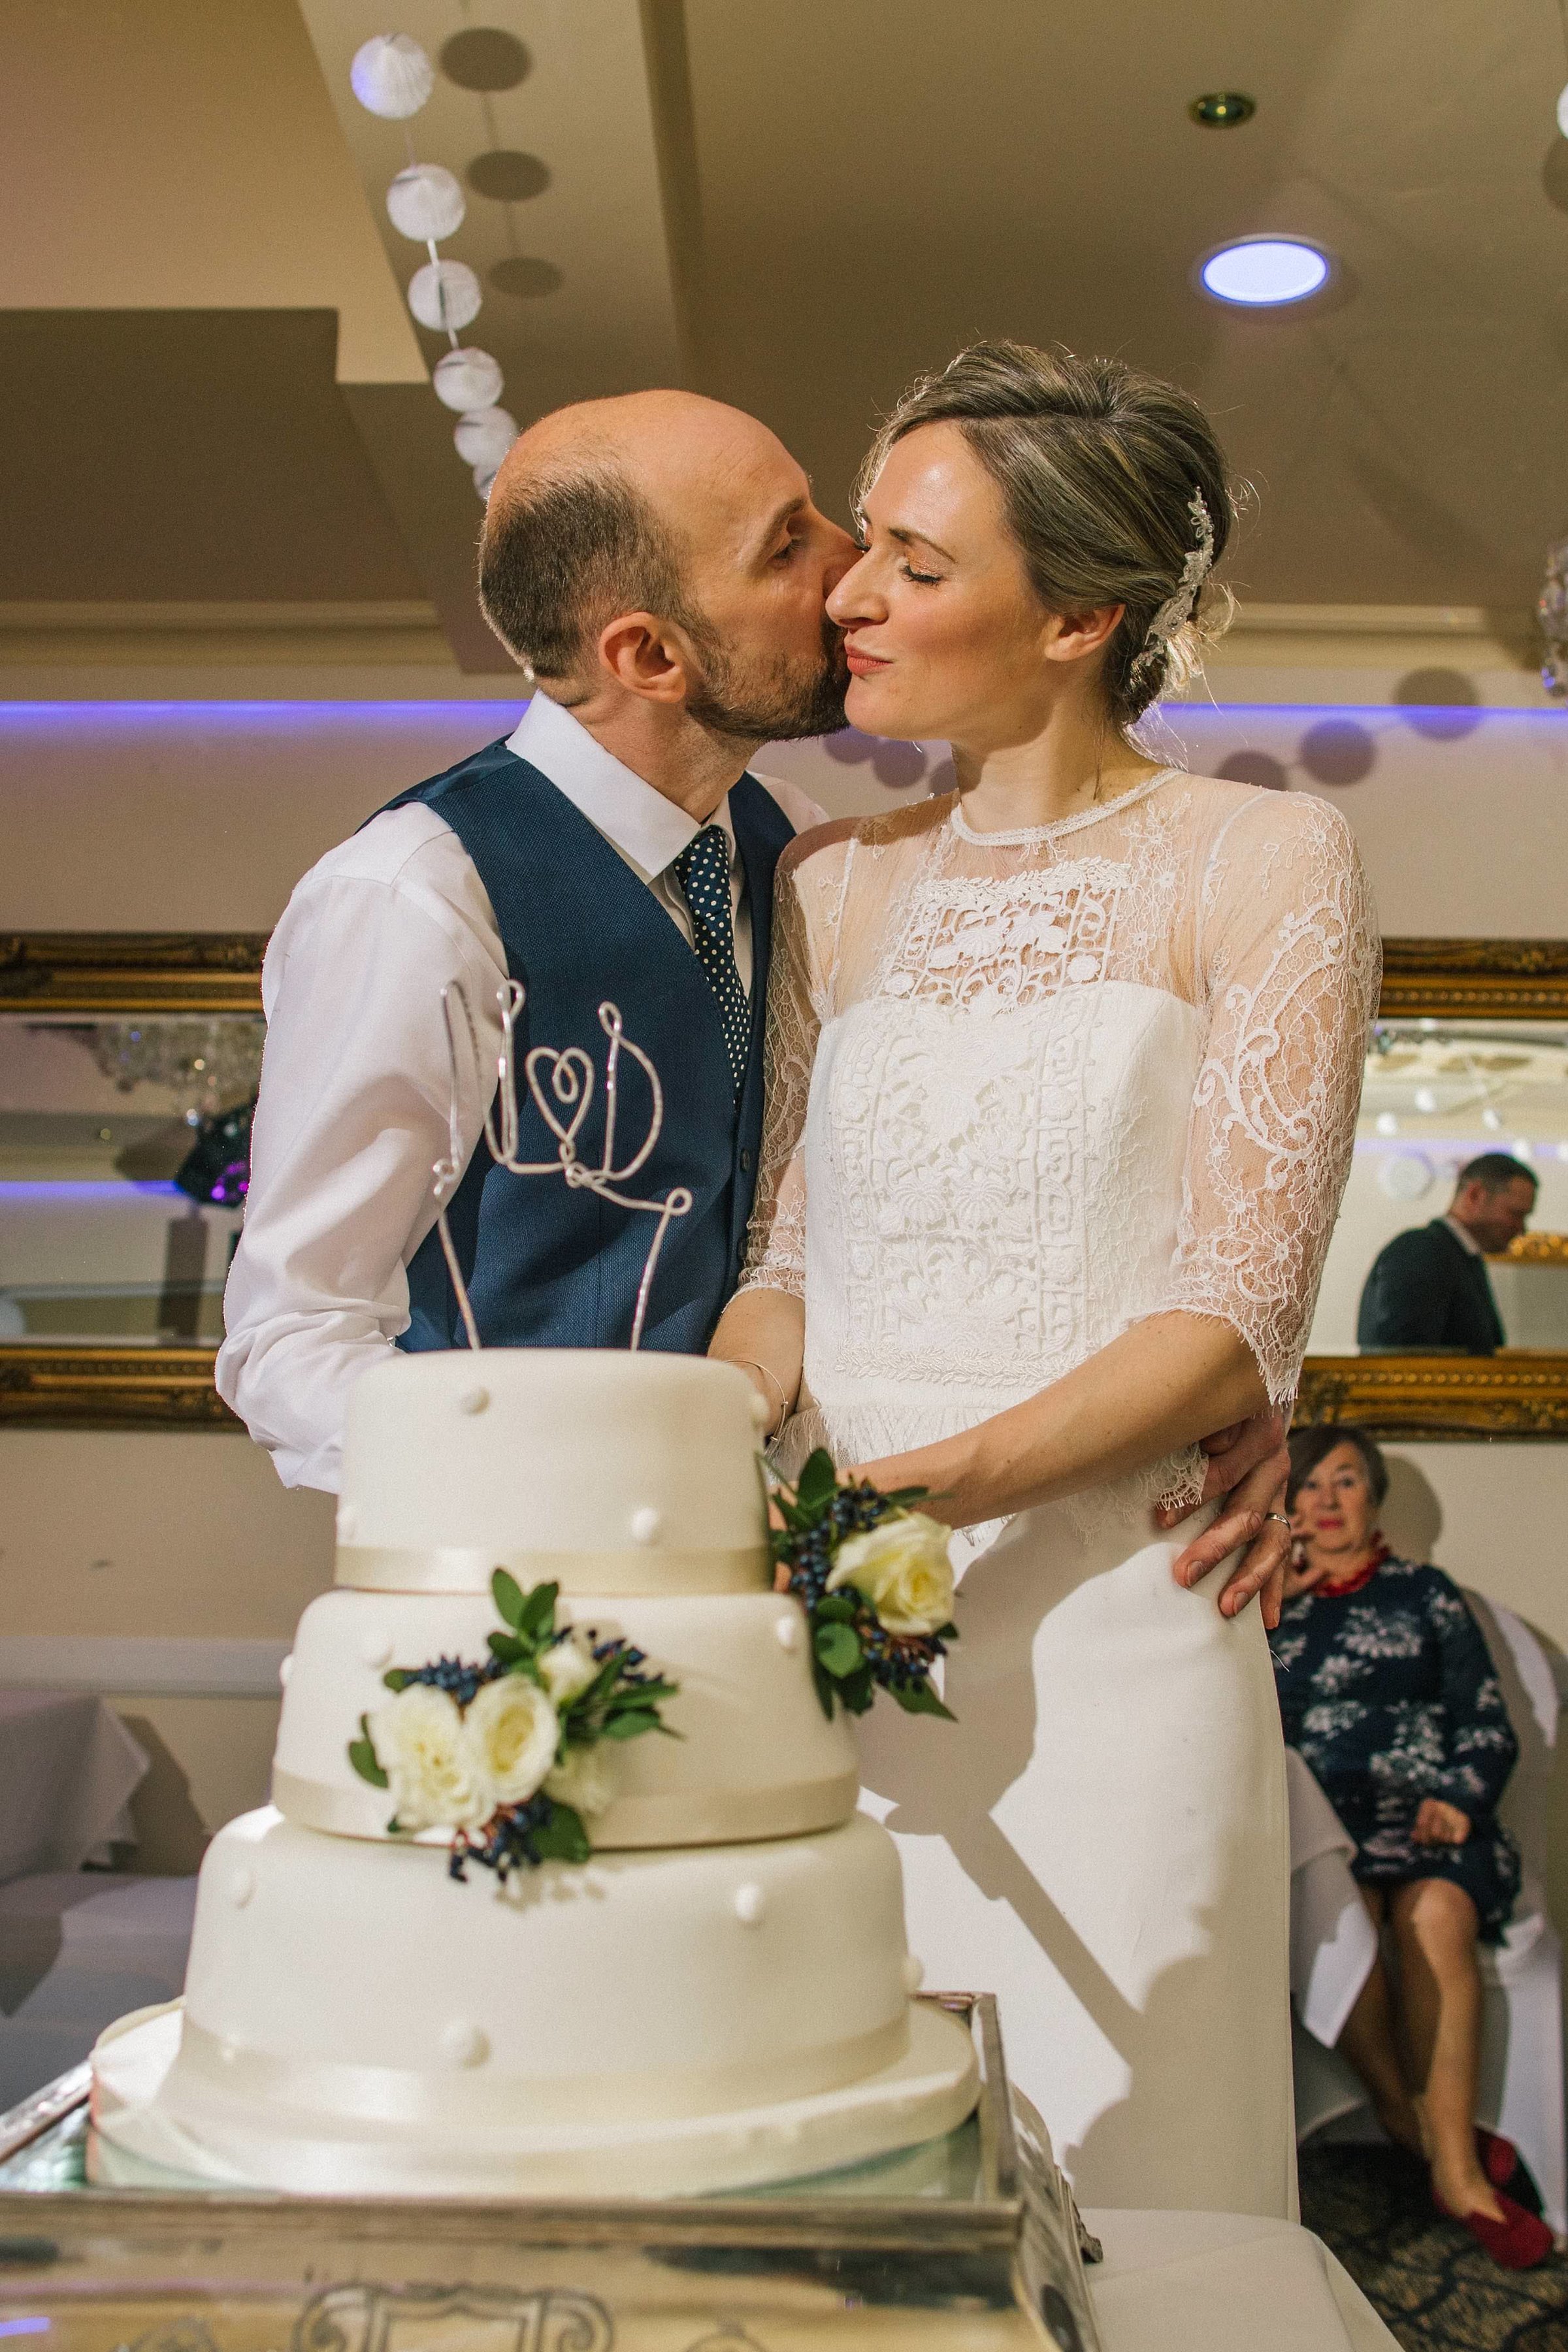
xmin=888 ymin=523 xmax=955 ymax=563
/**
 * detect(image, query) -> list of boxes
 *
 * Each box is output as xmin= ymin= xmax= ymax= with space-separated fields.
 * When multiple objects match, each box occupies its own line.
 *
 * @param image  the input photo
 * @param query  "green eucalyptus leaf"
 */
xmin=491 ymin=1569 xmax=526 ymax=1629
xmin=518 ymin=1580 xmax=560 ymax=1640
xmin=838 ymin=1665 xmax=875 ymax=1715
xmin=881 ymin=1486 xmax=930 ymax=1509
xmin=382 ymin=1669 xmax=410 ymax=1692
xmin=600 ymin=1708 xmax=662 ymax=1740
xmin=810 ymin=1659 xmax=837 ymax=1721
xmin=797 ymin=1449 xmax=838 ymax=1512
xmin=892 ymin=1678 xmax=956 ymax=1722
xmin=487 ymin=1631 xmax=525 ymax=1663
xmin=814 ymin=1620 xmax=863 ymax=1678
xmin=348 ymin=1716 xmax=388 ymax=1789
xmin=530 ymin=1801 xmax=593 ymax=1865
xmin=814 ymin=1594 xmax=857 ymax=1624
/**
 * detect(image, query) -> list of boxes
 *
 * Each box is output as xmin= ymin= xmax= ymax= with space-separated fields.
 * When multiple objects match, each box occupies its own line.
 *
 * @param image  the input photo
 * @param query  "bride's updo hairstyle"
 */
xmin=858 ymin=340 xmax=1236 ymax=732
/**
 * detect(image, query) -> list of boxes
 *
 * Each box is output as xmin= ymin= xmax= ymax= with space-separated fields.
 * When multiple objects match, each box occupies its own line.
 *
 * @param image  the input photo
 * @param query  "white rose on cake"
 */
xmin=537 ymin=1629 xmax=600 ymax=1707
xmin=544 ymin=1742 xmax=619 ymax=1818
xmin=826 ymin=1513 xmax=956 ymax=1637
xmin=371 ymin=1686 xmax=495 ymax=1832
xmin=463 ymin=1674 xmax=561 ymax=1806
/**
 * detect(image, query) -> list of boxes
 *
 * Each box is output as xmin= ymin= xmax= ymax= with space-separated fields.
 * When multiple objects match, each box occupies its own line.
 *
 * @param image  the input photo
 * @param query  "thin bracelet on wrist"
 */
xmin=730 ymin=1356 xmax=789 ymax=1437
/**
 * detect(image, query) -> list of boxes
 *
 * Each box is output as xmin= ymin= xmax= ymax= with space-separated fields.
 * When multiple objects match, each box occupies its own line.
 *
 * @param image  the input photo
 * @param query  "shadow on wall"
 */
xmin=1213 ymin=672 xmax=1489 ymax=798
xmin=821 ymin=730 xmax=956 ymax=794
xmin=1378 ymin=1454 xmax=1444 ymax=1564
xmin=119 ymin=1714 xmax=212 ymax=1876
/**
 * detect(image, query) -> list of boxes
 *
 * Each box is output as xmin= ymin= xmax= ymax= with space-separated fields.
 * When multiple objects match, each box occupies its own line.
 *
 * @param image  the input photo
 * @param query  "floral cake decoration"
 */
xmin=771 ymin=1449 xmax=958 ymax=1722
xmin=347 ymin=1571 xmax=678 ymax=1880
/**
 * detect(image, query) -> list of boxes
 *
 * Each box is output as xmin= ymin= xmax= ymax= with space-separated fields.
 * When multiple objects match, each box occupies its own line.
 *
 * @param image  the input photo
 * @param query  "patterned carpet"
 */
xmin=1299 ymin=2144 xmax=1568 ymax=2349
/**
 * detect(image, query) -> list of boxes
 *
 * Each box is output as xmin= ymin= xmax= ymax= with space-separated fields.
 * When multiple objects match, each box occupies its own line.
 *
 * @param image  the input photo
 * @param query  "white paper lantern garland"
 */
xmin=350 ymin=33 xmax=517 ymax=500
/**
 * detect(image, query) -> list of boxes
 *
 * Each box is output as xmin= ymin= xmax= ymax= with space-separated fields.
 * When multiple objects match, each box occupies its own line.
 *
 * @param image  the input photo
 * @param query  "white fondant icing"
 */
xmin=359 ymin=1629 xmax=392 ymax=1669
xmin=228 ymin=1868 xmax=255 ymax=1909
xmin=273 ymin=1589 xmax=858 ymax=1850
xmin=335 ymin=1352 xmax=768 ymax=1592
xmin=439 ymin=2021 xmax=489 ymax=2068
xmin=278 ymin=1655 xmax=292 ymax=1688
xmin=902 ymin=1954 xmax=925 ymax=1993
xmin=629 ymin=1506 xmax=662 ymax=1546
xmin=457 ymin=1386 xmax=489 ymax=1416
xmin=734 ymin=1883 xmax=766 ymax=1926
xmin=774 ymin=1612 xmax=801 ymax=1652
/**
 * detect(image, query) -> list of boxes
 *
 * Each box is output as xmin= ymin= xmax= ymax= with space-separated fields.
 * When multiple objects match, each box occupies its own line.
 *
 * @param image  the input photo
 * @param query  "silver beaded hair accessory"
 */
xmin=1127 ymin=491 xmax=1215 ymax=687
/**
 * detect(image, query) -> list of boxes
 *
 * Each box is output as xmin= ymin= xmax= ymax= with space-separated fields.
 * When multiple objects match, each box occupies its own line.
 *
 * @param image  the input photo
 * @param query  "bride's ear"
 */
xmin=1041 ymin=601 xmax=1126 ymax=667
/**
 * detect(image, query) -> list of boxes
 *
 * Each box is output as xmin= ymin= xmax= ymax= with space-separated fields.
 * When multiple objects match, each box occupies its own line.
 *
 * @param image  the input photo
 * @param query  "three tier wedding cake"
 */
xmin=90 ymin=1347 xmax=978 ymax=2196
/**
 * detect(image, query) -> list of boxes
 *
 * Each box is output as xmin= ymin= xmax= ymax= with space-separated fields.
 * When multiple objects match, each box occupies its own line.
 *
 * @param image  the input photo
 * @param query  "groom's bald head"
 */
xmin=479 ymin=391 xmax=735 ymax=681
xmin=478 ymin=391 xmax=855 ymax=736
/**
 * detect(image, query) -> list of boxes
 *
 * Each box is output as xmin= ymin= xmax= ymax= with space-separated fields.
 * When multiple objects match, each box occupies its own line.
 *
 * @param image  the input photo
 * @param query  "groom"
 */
xmin=218 ymin=391 xmax=851 ymax=1491
xmin=219 ymin=387 xmax=1289 ymax=1603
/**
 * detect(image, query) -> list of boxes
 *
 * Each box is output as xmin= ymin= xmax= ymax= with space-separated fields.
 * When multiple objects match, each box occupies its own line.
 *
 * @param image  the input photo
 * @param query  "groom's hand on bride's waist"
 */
xmin=1156 ymin=1411 xmax=1292 ymax=1631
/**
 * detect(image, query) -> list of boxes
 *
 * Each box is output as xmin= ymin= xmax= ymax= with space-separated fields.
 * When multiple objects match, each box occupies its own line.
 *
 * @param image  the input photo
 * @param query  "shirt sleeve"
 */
xmin=1158 ymin=792 xmax=1382 ymax=1407
xmin=735 ymin=831 xmax=847 ymax=1301
xmin=1427 ymin=1575 xmax=1520 ymax=1816
xmin=215 ymin=837 xmax=504 ymax=1493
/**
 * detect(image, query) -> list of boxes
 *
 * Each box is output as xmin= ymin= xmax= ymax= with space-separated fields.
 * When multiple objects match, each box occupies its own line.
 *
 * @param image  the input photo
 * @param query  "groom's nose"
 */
xmin=819 ymin=521 xmax=859 ymax=598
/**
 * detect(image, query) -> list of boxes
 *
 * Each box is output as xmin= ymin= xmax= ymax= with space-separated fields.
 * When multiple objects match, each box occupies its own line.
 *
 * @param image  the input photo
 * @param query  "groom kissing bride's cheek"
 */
xmin=221 ymin=346 xmax=1376 ymax=2217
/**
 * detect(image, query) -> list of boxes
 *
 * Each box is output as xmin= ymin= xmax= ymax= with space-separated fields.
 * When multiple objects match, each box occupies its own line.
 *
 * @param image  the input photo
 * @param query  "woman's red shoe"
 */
xmin=1433 ymin=2182 xmax=1556 ymax=2270
xmin=1475 ymin=2127 xmax=1518 ymax=2189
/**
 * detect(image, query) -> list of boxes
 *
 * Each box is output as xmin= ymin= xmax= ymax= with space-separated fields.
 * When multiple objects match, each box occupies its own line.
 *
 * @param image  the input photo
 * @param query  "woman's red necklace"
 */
xmin=1312 ymin=1535 xmax=1390 ymax=1599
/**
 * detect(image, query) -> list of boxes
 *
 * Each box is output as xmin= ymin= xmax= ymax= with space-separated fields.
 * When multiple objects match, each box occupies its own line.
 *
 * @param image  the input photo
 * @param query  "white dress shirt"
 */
xmin=216 ymin=694 xmax=825 ymax=1493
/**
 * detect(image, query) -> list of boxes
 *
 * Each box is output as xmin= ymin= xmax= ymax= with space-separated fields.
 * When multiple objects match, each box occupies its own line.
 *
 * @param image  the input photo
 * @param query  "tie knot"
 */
xmin=674 ymin=824 xmax=730 ymax=896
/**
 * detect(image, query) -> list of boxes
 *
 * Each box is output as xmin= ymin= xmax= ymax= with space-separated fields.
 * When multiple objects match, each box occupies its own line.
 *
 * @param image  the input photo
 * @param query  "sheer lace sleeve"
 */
xmin=1158 ymin=791 xmax=1381 ymax=1407
xmin=736 ymin=828 xmax=853 ymax=1300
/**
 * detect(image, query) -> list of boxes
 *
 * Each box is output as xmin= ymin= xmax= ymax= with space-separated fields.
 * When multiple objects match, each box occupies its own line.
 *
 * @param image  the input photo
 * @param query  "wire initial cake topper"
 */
xmin=435 ymin=979 xmax=693 ymax=1352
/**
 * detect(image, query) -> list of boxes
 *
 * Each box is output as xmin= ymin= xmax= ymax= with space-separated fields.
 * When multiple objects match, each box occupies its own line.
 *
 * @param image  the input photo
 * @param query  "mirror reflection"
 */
xmin=0 ymin=1013 xmax=261 ymax=1345
xmin=1309 ymin=1019 xmax=1568 ymax=1355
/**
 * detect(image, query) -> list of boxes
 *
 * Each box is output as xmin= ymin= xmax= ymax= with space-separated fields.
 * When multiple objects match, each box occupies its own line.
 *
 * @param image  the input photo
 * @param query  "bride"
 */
xmin=710 ymin=340 xmax=1379 ymax=2217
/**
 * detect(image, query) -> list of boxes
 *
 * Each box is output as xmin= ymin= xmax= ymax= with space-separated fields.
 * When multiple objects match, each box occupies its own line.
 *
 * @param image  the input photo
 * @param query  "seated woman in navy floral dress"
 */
xmin=1270 ymin=1425 xmax=1549 ymax=2269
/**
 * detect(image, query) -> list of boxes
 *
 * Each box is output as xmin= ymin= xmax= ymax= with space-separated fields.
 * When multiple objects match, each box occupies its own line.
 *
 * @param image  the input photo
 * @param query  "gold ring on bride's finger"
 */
xmin=1264 ymin=1512 xmax=1291 ymax=1527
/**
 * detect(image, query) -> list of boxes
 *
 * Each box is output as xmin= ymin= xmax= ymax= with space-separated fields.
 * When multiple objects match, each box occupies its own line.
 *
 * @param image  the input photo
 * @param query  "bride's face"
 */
xmin=826 ymin=422 xmax=1119 ymax=749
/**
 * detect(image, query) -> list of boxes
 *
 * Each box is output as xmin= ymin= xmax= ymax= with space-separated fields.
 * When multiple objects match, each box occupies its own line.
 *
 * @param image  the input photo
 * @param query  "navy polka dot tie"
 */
xmin=673 ymin=823 xmax=749 ymax=1096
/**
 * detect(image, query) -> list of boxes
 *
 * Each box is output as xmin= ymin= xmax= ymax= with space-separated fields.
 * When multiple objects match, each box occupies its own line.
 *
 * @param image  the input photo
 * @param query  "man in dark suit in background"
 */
xmin=1356 ymin=1151 xmax=1539 ymax=1353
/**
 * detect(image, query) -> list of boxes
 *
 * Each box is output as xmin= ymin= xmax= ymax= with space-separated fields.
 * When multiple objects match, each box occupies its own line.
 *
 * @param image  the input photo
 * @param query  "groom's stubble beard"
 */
xmin=682 ymin=612 xmax=850 ymax=743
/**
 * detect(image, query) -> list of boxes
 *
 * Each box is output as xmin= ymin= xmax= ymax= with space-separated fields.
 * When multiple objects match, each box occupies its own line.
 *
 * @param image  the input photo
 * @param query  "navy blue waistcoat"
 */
xmin=379 ymin=736 xmax=794 ymax=1355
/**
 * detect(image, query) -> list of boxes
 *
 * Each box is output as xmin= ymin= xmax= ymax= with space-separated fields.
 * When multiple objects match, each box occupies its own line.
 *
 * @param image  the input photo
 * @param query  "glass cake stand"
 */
xmin=0 ymin=1996 xmax=1100 ymax=2352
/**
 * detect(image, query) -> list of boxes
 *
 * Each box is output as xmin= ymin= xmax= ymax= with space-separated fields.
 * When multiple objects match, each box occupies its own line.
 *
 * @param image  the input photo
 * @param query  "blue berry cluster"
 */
xmin=449 ymin=1792 xmax=559 ymax=1884
xmin=394 ymin=1654 xmax=501 ymax=1709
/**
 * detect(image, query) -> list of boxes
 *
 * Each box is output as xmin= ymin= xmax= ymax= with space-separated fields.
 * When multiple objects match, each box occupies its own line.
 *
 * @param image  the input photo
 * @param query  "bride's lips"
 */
xmin=845 ymin=645 xmax=890 ymax=676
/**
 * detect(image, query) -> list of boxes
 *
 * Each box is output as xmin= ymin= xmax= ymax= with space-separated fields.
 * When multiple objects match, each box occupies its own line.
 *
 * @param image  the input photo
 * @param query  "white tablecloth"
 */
xmin=1086 ymin=2208 xmax=1396 ymax=2351
xmin=0 ymin=1690 xmax=149 ymax=1883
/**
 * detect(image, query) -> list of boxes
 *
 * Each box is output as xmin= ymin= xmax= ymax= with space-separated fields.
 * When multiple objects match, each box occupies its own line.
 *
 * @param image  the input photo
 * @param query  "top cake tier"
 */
xmin=335 ymin=1349 xmax=772 ymax=1596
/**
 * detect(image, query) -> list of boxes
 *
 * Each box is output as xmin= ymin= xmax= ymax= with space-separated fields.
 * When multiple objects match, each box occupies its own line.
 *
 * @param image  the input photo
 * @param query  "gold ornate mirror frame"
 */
xmin=3 ymin=933 xmax=1568 ymax=1435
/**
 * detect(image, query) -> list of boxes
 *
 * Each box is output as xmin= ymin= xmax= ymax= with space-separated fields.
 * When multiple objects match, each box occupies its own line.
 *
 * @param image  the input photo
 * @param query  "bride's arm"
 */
xmin=855 ymin=793 xmax=1380 ymax=1590
xmin=710 ymin=830 xmax=841 ymax=1434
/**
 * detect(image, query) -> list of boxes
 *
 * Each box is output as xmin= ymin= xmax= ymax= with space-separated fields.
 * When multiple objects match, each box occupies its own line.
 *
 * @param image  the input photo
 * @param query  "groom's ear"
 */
xmin=595 ymin=610 xmax=694 ymax=706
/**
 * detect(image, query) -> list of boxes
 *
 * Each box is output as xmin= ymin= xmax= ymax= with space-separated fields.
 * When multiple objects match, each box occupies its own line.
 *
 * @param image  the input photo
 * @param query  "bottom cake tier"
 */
xmin=89 ymin=1806 xmax=979 ymax=2197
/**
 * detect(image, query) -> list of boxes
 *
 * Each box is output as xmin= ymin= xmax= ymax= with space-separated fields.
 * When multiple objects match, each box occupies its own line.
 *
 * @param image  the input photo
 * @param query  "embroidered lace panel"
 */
xmin=740 ymin=776 xmax=1380 ymax=1424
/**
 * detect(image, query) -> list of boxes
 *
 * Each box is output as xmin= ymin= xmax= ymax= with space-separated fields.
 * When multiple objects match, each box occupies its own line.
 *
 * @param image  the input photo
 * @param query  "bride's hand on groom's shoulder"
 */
xmin=1156 ymin=1410 xmax=1293 ymax=1631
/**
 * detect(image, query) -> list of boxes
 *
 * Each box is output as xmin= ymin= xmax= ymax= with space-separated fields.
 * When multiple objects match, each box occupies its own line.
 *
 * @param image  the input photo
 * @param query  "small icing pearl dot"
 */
xmin=278 ymin=1654 xmax=293 ymax=1688
xmin=734 ymin=1883 xmax=766 ymax=1926
xmin=747 ymin=1392 xmax=771 ymax=1432
xmin=774 ymin=1613 xmax=801 ymax=1652
xmin=457 ymin=1386 xmax=489 ymax=1416
xmin=630 ymin=1506 xmax=662 ymax=1546
xmin=229 ymin=1867 xmax=255 ymax=1908
xmin=440 ymin=2020 xmax=489 ymax=2068
xmin=902 ymin=1954 xmax=925 ymax=1994
xmin=336 ymin=1505 xmax=358 ymax=1541
xmin=361 ymin=1630 xmax=393 ymax=1669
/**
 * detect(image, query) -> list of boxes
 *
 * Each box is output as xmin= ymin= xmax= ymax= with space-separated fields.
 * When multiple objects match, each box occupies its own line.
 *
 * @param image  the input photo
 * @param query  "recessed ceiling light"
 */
xmin=1189 ymin=92 xmax=1256 ymax=127
xmin=1199 ymin=237 xmax=1331 ymax=306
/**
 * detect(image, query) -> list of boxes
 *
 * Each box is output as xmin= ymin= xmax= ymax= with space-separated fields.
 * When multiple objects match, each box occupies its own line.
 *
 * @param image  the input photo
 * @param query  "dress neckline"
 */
xmin=948 ymin=766 xmax=1181 ymax=849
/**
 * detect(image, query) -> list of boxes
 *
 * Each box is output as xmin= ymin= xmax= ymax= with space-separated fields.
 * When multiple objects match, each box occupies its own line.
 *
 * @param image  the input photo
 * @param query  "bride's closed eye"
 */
xmin=900 ymin=561 xmax=943 ymax=586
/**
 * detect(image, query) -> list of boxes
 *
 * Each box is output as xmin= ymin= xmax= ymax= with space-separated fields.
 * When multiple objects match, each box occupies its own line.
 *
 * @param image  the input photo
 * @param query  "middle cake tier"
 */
xmin=273 ymin=1588 xmax=860 ymax=1849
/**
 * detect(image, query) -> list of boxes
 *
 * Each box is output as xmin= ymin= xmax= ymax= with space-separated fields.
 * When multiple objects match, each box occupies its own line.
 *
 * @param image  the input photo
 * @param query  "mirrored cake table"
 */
xmin=0 ymin=1997 xmax=1105 ymax=2352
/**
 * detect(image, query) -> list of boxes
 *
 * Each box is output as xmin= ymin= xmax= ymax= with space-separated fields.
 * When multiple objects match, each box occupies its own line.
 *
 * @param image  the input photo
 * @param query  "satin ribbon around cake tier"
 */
xmin=171 ymin=2011 xmax=911 ymax=2129
xmin=333 ymin=1544 xmax=770 ymax=1596
xmin=270 ymin=1767 xmax=862 ymax=1848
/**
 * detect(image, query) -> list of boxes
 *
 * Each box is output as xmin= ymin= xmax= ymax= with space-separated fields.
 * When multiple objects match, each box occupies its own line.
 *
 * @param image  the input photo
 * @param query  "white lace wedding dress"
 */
xmin=739 ymin=769 xmax=1379 ymax=2217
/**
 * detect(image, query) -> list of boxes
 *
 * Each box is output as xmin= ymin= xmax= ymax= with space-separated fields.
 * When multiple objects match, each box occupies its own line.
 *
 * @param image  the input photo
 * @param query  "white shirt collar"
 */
xmin=505 ymin=694 xmax=730 ymax=881
xmin=1442 ymin=1213 xmax=1483 ymax=1257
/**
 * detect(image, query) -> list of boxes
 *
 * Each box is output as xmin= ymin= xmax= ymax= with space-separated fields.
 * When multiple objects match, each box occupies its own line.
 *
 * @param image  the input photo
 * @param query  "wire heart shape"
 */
xmin=523 ymin=1046 xmax=595 ymax=1164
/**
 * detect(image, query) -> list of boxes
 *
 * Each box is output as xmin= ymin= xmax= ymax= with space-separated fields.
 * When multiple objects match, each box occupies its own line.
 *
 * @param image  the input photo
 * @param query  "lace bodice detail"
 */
xmin=740 ymin=774 xmax=1379 ymax=1417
